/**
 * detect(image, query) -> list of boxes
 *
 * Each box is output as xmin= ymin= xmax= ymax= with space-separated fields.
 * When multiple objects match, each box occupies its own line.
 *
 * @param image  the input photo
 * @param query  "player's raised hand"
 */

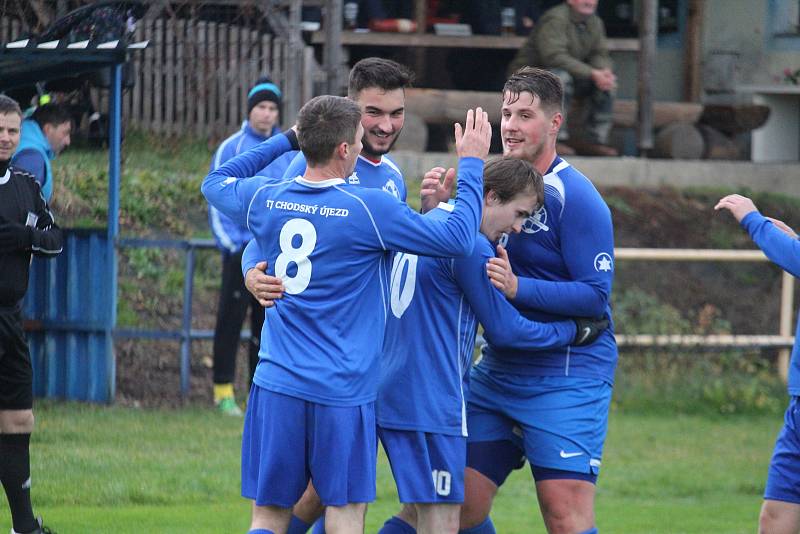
xmin=486 ymin=244 xmax=518 ymax=299
xmin=455 ymin=107 xmax=492 ymax=161
xmin=420 ymin=166 xmax=456 ymax=213
xmin=714 ymin=194 xmax=758 ymax=222
xmin=245 ymin=261 xmax=284 ymax=308
xmin=766 ymin=217 xmax=799 ymax=239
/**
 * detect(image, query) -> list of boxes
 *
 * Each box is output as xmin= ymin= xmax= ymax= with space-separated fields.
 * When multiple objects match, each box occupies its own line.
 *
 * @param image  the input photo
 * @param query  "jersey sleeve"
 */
xmin=11 ymin=149 xmax=46 ymax=188
xmin=514 ymin=183 xmax=614 ymax=317
xmin=453 ymin=239 xmax=576 ymax=350
xmin=241 ymin=238 xmax=262 ymax=277
xmin=201 ymin=133 xmax=294 ymax=226
xmin=742 ymin=212 xmax=800 ymax=278
xmin=363 ymin=157 xmax=483 ymax=257
xmin=29 ymin=178 xmax=62 ymax=257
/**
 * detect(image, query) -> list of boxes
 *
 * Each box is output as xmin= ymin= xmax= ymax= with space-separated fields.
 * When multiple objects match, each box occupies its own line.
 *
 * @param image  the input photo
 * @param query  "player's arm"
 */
xmin=0 ymin=181 xmax=62 ymax=256
xmin=373 ymin=109 xmax=489 ymax=257
xmin=496 ymin=190 xmax=614 ymax=317
xmin=241 ymin=238 xmax=284 ymax=308
xmin=454 ymin=241 xmax=606 ymax=349
xmin=716 ymin=194 xmax=800 ymax=277
xmin=201 ymin=130 xmax=298 ymax=224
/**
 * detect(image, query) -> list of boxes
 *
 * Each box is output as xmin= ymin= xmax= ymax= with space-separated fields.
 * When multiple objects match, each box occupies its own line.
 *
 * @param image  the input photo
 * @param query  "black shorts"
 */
xmin=0 ymin=307 xmax=33 ymax=410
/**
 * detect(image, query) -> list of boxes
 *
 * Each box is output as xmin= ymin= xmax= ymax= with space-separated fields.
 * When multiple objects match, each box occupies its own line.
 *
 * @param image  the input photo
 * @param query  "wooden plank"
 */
xmin=130 ymin=19 xmax=145 ymax=127
xmin=311 ymin=31 xmax=639 ymax=52
xmin=637 ymin=0 xmax=657 ymax=152
xmin=142 ymin=17 xmax=153 ymax=131
xmin=209 ymin=21 xmax=219 ymax=135
xmin=403 ymin=88 xmax=703 ymax=129
xmin=302 ymin=45 xmax=314 ymax=104
xmin=165 ymin=18 xmax=176 ymax=135
xmin=239 ymin=25 xmax=250 ymax=127
xmin=196 ymin=20 xmax=207 ymax=137
xmin=175 ymin=19 xmax=186 ymax=132
xmin=153 ymin=18 xmax=163 ymax=134
xmin=228 ymin=23 xmax=239 ymax=132
xmin=683 ymin=0 xmax=704 ymax=103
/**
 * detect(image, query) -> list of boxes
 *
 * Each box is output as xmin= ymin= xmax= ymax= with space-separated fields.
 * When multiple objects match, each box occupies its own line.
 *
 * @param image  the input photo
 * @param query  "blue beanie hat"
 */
xmin=248 ymin=76 xmax=282 ymax=113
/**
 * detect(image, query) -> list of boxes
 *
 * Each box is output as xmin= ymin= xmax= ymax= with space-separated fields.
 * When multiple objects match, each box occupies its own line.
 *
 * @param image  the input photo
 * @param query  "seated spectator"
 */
xmin=508 ymin=0 xmax=618 ymax=156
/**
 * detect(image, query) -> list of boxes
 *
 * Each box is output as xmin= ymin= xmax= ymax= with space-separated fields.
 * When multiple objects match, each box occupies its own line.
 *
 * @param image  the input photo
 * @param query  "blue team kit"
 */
xmin=202 ymin=131 xmax=484 ymax=505
xmin=467 ymin=156 xmax=618 ymax=481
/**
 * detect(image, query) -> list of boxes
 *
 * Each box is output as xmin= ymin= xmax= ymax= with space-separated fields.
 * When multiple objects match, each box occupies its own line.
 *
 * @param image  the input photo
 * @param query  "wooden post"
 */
xmin=683 ymin=0 xmax=704 ymax=102
xmin=228 ymin=23 xmax=239 ymax=133
xmin=176 ymin=19 xmax=186 ymax=132
xmin=197 ymin=20 xmax=207 ymax=137
xmin=153 ymin=18 xmax=163 ymax=134
xmin=637 ymin=0 xmax=657 ymax=155
xmin=142 ymin=17 xmax=153 ymax=132
xmin=413 ymin=0 xmax=427 ymax=80
xmin=779 ymin=272 xmax=795 ymax=383
xmin=165 ymin=17 xmax=175 ymax=135
xmin=285 ymin=0 xmax=303 ymax=125
xmin=324 ymin=0 xmax=344 ymax=95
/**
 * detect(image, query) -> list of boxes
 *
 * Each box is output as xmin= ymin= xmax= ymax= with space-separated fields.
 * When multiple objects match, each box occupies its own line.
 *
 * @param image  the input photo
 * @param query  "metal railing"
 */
xmin=116 ymin=243 xmax=796 ymax=397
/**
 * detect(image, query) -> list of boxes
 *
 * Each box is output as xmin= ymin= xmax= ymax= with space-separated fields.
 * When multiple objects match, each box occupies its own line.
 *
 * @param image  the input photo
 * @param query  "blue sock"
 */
xmin=311 ymin=517 xmax=326 ymax=534
xmin=459 ymin=517 xmax=496 ymax=534
xmin=579 ymin=529 xmax=598 ymax=534
xmin=378 ymin=516 xmax=416 ymax=534
xmin=286 ymin=515 xmax=312 ymax=534
xmin=248 ymin=530 xmax=274 ymax=534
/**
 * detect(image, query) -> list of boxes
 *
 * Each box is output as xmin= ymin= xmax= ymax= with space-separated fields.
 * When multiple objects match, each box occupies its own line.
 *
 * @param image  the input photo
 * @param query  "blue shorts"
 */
xmin=765 ymin=396 xmax=800 ymax=504
xmin=466 ymin=366 xmax=612 ymax=480
xmin=378 ymin=426 xmax=466 ymax=504
xmin=241 ymin=385 xmax=377 ymax=507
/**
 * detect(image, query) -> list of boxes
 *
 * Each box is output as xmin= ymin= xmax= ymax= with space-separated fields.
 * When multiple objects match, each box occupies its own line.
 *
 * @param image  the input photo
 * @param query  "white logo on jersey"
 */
xmin=382 ymin=179 xmax=400 ymax=199
xmin=594 ymin=252 xmax=613 ymax=272
xmin=559 ymin=450 xmax=584 ymax=459
xmin=348 ymin=172 xmax=360 ymax=184
xmin=432 ymin=470 xmax=452 ymax=496
xmin=521 ymin=206 xmax=549 ymax=234
xmin=390 ymin=252 xmax=418 ymax=318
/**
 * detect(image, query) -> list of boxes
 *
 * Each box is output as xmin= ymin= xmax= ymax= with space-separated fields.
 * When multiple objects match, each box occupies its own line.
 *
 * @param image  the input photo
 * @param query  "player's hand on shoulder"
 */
xmin=420 ymin=166 xmax=456 ymax=213
xmin=245 ymin=261 xmax=285 ymax=308
xmin=714 ymin=194 xmax=758 ymax=223
xmin=486 ymin=244 xmax=518 ymax=299
xmin=766 ymin=217 xmax=799 ymax=239
xmin=455 ymin=107 xmax=492 ymax=161
xmin=572 ymin=316 xmax=609 ymax=346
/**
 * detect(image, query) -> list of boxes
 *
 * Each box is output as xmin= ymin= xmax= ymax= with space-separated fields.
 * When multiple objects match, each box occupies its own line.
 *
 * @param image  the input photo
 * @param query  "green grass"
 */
xmin=0 ymin=402 xmax=781 ymax=533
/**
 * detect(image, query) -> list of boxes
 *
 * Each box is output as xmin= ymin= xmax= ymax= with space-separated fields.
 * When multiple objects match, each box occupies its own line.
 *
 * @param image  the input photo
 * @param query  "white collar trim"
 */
xmin=0 ymin=168 xmax=9 ymax=185
xmin=294 ymin=176 xmax=346 ymax=188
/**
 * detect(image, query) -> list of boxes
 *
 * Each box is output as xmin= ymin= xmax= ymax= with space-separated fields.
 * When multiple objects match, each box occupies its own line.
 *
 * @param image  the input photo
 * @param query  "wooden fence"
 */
xmin=0 ymin=15 xmax=322 ymax=140
xmin=125 ymin=17 xmax=320 ymax=139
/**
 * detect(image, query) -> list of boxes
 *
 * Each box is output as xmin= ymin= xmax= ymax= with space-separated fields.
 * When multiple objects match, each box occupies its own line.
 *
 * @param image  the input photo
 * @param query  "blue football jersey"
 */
xmin=202 ymin=132 xmax=484 ymax=406
xmin=377 ymin=204 xmax=579 ymax=436
xmin=283 ymin=151 xmax=407 ymax=202
xmin=740 ymin=211 xmax=800 ymax=396
xmin=481 ymin=157 xmax=618 ymax=384
xmin=242 ymin=152 xmax=407 ymax=275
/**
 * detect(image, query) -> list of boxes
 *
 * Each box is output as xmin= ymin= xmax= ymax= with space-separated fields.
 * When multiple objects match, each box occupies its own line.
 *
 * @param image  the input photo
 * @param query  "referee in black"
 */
xmin=0 ymin=94 xmax=62 ymax=534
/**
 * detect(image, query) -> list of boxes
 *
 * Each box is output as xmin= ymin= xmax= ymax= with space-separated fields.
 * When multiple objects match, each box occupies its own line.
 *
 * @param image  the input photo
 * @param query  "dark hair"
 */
xmin=296 ymin=95 xmax=362 ymax=166
xmin=503 ymin=67 xmax=563 ymax=114
xmin=0 ymin=95 xmax=22 ymax=117
xmin=483 ymin=156 xmax=544 ymax=210
xmin=348 ymin=57 xmax=414 ymax=98
xmin=31 ymin=103 xmax=72 ymax=128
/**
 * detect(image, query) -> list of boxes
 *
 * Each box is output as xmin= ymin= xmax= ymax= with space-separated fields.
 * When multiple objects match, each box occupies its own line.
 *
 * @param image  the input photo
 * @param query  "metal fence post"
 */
xmin=180 ymin=244 xmax=197 ymax=397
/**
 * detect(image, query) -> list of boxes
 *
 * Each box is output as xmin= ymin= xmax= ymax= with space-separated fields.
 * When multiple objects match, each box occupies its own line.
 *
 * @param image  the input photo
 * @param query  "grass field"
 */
xmin=0 ymin=401 xmax=782 ymax=533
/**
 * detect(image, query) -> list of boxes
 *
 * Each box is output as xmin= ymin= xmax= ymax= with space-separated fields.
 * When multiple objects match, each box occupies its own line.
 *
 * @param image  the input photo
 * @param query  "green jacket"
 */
xmin=508 ymin=3 xmax=612 ymax=80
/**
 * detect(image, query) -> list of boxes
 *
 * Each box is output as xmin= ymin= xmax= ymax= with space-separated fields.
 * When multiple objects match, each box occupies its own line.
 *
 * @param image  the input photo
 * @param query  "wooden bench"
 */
xmin=311 ymin=31 xmax=639 ymax=52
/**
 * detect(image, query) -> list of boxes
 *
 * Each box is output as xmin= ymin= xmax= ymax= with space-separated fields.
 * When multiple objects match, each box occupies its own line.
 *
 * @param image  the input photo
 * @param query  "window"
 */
xmin=771 ymin=0 xmax=800 ymax=35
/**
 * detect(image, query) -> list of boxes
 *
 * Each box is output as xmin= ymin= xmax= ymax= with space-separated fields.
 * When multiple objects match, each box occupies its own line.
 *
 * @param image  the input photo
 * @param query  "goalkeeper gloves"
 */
xmin=572 ymin=316 xmax=609 ymax=346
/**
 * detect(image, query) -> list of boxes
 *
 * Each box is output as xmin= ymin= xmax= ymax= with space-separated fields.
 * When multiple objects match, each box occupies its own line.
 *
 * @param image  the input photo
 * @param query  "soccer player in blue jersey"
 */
xmin=377 ymin=156 xmax=609 ymax=534
xmin=202 ymin=95 xmax=491 ymax=534
xmin=449 ymin=67 xmax=617 ymax=534
xmin=715 ymin=194 xmax=800 ymax=534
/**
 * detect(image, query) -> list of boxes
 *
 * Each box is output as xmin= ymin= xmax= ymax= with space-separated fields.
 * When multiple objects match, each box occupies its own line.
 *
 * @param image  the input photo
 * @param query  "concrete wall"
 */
xmin=613 ymin=0 xmax=800 ymax=101
xmin=391 ymin=151 xmax=800 ymax=197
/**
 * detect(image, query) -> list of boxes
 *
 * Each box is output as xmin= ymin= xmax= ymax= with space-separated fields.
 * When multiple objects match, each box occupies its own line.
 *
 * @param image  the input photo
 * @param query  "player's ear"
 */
xmin=550 ymin=111 xmax=563 ymax=135
xmin=337 ymin=141 xmax=349 ymax=160
xmin=486 ymin=190 xmax=500 ymax=206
